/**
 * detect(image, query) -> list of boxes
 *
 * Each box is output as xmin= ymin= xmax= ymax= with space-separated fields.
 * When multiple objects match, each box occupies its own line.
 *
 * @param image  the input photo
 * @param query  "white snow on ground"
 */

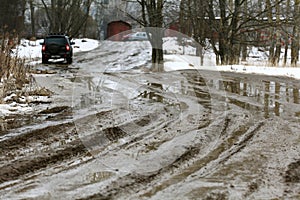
xmin=0 ymin=38 xmax=100 ymax=118
xmin=162 ymin=37 xmax=300 ymax=79
xmin=0 ymin=93 xmax=53 ymax=117
xmin=13 ymin=36 xmax=300 ymax=79
xmin=0 ymin=103 xmax=33 ymax=116
xmin=14 ymin=38 xmax=99 ymax=59
xmin=164 ymin=54 xmax=300 ymax=79
xmin=1 ymin=37 xmax=300 ymax=118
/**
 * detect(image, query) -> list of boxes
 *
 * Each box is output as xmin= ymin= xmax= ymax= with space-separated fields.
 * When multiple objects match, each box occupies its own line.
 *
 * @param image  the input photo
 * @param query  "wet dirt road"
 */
xmin=0 ymin=42 xmax=300 ymax=199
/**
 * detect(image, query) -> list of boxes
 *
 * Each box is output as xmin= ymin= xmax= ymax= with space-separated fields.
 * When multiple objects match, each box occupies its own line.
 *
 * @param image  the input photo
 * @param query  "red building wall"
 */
xmin=107 ymin=21 xmax=132 ymax=41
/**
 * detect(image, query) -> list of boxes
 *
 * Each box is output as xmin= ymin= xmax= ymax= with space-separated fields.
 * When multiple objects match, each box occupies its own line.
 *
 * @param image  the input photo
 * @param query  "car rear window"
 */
xmin=45 ymin=37 xmax=67 ymax=45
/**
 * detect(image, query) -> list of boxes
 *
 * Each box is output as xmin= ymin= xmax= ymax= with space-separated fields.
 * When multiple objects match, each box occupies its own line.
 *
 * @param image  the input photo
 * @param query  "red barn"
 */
xmin=107 ymin=21 xmax=132 ymax=41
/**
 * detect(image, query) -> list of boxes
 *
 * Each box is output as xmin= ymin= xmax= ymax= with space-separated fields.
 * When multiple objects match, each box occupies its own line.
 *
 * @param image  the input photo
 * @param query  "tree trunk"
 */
xmin=272 ymin=0 xmax=281 ymax=66
xmin=219 ymin=0 xmax=229 ymax=65
xmin=291 ymin=0 xmax=300 ymax=67
xmin=283 ymin=0 xmax=290 ymax=66
xmin=196 ymin=46 xmax=204 ymax=66
xmin=29 ymin=0 xmax=36 ymax=37
xmin=266 ymin=0 xmax=275 ymax=64
xmin=241 ymin=0 xmax=248 ymax=62
xmin=149 ymin=28 xmax=164 ymax=71
xmin=145 ymin=0 xmax=164 ymax=67
xmin=151 ymin=48 xmax=164 ymax=72
xmin=51 ymin=0 xmax=57 ymax=32
xmin=80 ymin=0 xmax=92 ymax=37
xmin=283 ymin=34 xmax=289 ymax=66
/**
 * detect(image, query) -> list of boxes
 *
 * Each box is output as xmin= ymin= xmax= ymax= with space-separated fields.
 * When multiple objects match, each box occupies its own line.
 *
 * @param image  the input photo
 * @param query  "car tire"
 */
xmin=67 ymin=56 xmax=73 ymax=64
xmin=42 ymin=56 xmax=48 ymax=64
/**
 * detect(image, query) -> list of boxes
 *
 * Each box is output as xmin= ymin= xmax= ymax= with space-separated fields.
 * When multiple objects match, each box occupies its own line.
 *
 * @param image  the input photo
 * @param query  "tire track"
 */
xmin=105 ymin=115 xmax=264 ymax=199
xmin=0 ymin=140 xmax=87 ymax=184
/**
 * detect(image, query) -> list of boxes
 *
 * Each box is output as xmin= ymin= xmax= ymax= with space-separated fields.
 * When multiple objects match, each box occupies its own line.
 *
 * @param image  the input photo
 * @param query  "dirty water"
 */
xmin=1 ymin=45 xmax=300 ymax=199
xmin=208 ymin=73 xmax=300 ymax=120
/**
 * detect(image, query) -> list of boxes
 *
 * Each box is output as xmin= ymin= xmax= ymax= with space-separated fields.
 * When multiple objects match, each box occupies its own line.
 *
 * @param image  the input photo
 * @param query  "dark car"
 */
xmin=40 ymin=34 xmax=75 ymax=64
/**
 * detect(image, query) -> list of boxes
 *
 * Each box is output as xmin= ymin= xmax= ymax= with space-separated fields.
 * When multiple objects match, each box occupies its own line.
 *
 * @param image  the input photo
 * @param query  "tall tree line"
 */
xmin=2 ymin=0 xmax=300 ymax=66
xmin=0 ymin=0 xmax=26 ymax=33
xmin=0 ymin=0 xmax=94 ymax=38
xmin=179 ymin=0 xmax=300 ymax=66
xmin=40 ymin=0 xmax=93 ymax=37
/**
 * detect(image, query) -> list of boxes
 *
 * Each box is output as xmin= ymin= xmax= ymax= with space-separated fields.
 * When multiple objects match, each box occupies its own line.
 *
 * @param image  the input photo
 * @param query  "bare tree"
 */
xmin=0 ymin=0 xmax=26 ymax=34
xmin=179 ymin=0 xmax=208 ymax=65
xmin=179 ymin=0 xmax=293 ymax=66
xmin=29 ymin=0 xmax=36 ymax=37
xmin=266 ymin=0 xmax=273 ymax=64
xmin=271 ymin=0 xmax=282 ymax=65
xmin=140 ymin=0 xmax=164 ymax=70
xmin=40 ymin=0 xmax=93 ymax=37
xmin=124 ymin=0 xmax=165 ymax=70
xmin=206 ymin=0 xmax=247 ymax=65
xmin=291 ymin=0 xmax=300 ymax=66
xmin=240 ymin=0 xmax=248 ymax=62
xmin=283 ymin=0 xmax=291 ymax=66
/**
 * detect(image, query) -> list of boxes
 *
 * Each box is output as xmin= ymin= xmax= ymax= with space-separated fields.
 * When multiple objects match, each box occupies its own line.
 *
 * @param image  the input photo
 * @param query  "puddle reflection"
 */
xmin=87 ymin=171 xmax=115 ymax=184
xmin=219 ymin=78 xmax=300 ymax=118
xmin=137 ymin=82 xmax=183 ymax=111
xmin=70 ymin=76 xmax=104 ymax=109
xmin=173 ymin=72 xmax=300 ymax=119
xmin=70 ymin=72 xmax=300 ymax=120
xmin=140 ymin=83 xmax=164 ymax=103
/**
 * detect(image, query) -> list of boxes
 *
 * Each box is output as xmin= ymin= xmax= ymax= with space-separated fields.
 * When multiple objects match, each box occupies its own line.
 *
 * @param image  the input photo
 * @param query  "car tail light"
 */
xmin=66 ymin=44 xmax=70 ymax=51
xmin=42 ymin=45 xmax=46 ymax=51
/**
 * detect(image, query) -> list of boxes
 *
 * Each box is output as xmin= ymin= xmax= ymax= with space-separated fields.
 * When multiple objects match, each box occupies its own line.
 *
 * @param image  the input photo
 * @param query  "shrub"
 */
xmin=0 ymin=32 xmax=31 ymax=103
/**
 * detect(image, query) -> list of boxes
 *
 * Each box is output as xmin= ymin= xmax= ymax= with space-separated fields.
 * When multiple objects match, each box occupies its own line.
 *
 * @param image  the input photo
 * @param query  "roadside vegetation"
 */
xmin=2 ymin=1 xmax=300 ymax=67
xmin=0 ymin=32 xmax=31 ymax=103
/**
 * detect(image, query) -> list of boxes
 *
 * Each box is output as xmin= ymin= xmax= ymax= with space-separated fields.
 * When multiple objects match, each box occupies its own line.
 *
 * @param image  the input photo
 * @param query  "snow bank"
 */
xmin=3 ymin=36 xmax=300 ymax=118
xmin=1 ymin=38 xmax=100 ymax=118
xmin=14 ymin=38 xmax=99 ymax=59
xmin=163 ymin=53 xmax=300 ymax=80
xmin=217 ymin=64 xmax=300 ymax=79
xmin=14 ymin=36 xmax=300 ymax=80
xmin=161 ymin=38 xmax=300 ymax=80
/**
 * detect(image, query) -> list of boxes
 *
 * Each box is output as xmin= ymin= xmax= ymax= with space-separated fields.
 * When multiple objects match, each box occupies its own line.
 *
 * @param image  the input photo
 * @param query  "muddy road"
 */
xmin=0 ymin=41 xmax=300 ymax=199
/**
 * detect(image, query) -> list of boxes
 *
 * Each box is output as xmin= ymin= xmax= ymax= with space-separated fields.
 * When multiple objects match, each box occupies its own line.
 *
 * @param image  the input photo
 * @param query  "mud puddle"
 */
xmin=210 ymin=73 xmax=300 ymax=119
xmin=0 ymin=105 xmax=72 ymax=135
xmin=1 ymin=66 xmax=300 ymax=199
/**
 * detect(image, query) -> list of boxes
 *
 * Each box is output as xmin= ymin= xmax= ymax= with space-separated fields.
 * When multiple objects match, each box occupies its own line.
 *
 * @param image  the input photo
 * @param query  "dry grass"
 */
xmin=0 ymin=32 xmax=31 ymax=103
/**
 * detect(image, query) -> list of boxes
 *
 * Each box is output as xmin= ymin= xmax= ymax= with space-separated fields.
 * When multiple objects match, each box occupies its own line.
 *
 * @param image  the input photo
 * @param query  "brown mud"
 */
xmin=0 ymin=47 xmax=300 ymax=199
